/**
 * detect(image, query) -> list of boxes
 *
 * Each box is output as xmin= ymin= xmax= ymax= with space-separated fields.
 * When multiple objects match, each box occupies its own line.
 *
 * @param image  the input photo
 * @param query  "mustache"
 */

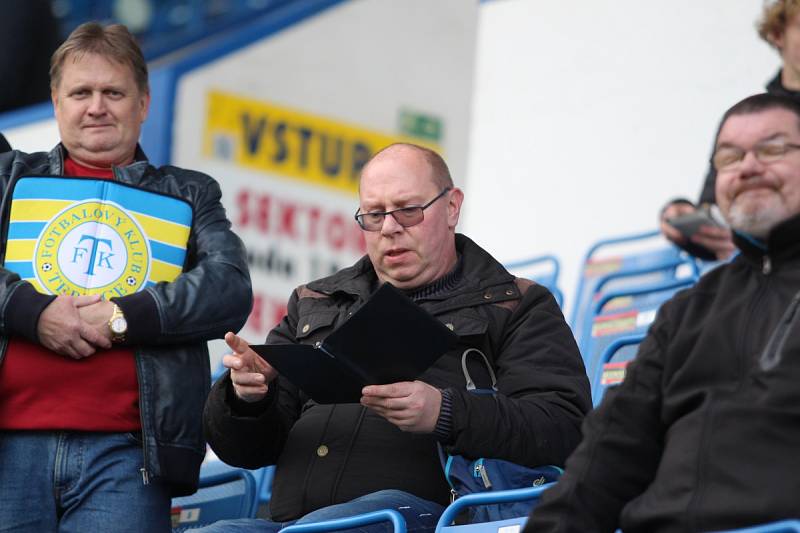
xmin=731 ymin=178 xmax=777 ymax=197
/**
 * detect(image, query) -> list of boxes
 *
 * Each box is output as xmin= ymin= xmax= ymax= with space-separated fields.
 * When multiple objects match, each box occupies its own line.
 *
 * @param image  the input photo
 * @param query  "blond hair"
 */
xmin=50 ymin=22 xmax=148 ymax=93
xmin=758 ymin=0 xmax=800 ymax=49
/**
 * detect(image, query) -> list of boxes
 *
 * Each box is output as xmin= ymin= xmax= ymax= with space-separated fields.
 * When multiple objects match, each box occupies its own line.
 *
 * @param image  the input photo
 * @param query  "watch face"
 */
xmin=111 ymin=317 xmax=128 ymax=334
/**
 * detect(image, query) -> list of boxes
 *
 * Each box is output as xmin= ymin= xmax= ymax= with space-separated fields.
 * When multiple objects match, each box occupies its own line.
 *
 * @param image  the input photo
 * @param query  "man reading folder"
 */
xmin=201 ymin=143 xmax=590 ymax=533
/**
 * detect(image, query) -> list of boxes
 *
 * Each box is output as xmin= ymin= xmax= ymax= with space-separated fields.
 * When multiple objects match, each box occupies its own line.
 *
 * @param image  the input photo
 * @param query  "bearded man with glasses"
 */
xmin=660 ymin=0 xmax=800 ymax=261
xmin=200 ymin=142 xmax=590 ymax=533
xmin=527 ymin=93 xmax=800 ymax=532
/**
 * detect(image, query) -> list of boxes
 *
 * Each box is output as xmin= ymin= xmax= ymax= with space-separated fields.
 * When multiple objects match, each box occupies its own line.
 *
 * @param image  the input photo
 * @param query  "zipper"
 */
xmin=762 ymin=255 xmax=772 ymax=275
xmin=474 ymin=459 xmax=492 ymax=489
xmin=444 ymin=454 xmax=459 ymax=501
xmin=117 ymin=164 xmax=151 ymax=485
xmin=134 ymin=351 xmax=151 ymax=485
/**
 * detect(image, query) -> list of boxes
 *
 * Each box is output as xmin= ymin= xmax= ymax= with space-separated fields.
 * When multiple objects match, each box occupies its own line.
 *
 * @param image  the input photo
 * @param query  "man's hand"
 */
xmin=688 ymin=224 xmax=736 ymax=260
xmin=660 ymin=202 xmax=735 ymax=260
xmin=223 ymin=332 xmax=278 ymax=403
xmin=77 ymin=299 xmax=115 ymax=345
xmin=37 ymin=295 xmax=111 ymax=359
xmin=659 ymin=202 xmax=696 ymax=245
xmin=360 ymin=380 xmax=442 ymax=433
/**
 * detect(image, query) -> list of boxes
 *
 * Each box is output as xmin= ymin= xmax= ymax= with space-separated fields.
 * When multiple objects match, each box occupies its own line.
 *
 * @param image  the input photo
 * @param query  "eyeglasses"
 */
xmin=712 ymin=141 xmax=800 ymax=171
xmin=354 ymin=187 xmax=451 ymax=231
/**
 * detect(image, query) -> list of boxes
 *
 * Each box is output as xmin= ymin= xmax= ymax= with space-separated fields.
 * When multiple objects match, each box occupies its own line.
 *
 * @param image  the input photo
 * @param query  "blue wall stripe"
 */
xmin=0 ymin=2 xmax=346 ymax=169
xmin=143 ymin=0 xmax=345 ymax=166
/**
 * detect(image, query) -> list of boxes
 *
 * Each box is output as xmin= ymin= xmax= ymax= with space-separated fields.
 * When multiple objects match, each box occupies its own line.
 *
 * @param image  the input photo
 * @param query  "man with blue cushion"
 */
xmin=201 ymin=142 xmax=591 ymax=533
xmin=527 ymin=93 xmax=800 ymax=532
xmin=0 ymin=22 xmax=252 ymax=532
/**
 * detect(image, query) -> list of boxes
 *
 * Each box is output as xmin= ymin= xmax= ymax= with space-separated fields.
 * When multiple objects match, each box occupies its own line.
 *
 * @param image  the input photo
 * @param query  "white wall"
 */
xmin=464 ymin=0 xmax=778 ymax=315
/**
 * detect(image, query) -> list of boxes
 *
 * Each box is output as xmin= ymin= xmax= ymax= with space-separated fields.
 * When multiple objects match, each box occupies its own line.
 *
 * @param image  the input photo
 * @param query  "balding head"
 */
xmin=360 ymin=143 xmax=453 ymax=192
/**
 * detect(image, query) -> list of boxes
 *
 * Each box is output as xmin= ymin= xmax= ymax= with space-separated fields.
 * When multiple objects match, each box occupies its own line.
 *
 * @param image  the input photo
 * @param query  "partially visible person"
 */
xmin=0 ymin=22 xmax=252 ymax=532
xmin=200 ymin=143 xmax=591 ymax=533
xmin=0 ymin=0 xmax=60 ymax=113
xmin=528 ymin=92 xmax=800 ymax=532
xmin=660 ymin=0 xmax=800 ymax=260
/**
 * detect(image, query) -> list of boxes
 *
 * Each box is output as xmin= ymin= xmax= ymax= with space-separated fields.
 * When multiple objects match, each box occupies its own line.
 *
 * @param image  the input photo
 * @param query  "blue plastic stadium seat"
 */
xmin=590 ymin=334 xmax=646 ymax=406
xmin=570 ymin=230 xmax=693 ymax=345
xmin=435 ymin=485 xmax=553 ymax=533
xmin=171 ymin=461 xmax=258 ymax=531
xmin=504 ymin=254 xmax=564 ymax=308
xmin=713 ymin=520 xmax=800 ymax=532
xmin=581 ymin=276 xmax=695 ymax=379
xmin=278 ymin=509 xmax=407 ymax=533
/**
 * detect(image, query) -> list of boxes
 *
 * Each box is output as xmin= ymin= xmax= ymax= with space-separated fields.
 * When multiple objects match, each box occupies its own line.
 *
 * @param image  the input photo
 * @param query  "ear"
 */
xmin=772 ymin=29 xmax=785 ymax=51
xmin=446 ymin=187 xmax=464 ymax=229
xmin=139 ymin=90 xmax=151 ymax=123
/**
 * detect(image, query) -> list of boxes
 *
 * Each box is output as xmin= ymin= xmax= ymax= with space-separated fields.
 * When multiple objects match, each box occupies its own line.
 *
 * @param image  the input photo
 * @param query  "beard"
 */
xmin=726 ymin=197 xmax=788 ymax=239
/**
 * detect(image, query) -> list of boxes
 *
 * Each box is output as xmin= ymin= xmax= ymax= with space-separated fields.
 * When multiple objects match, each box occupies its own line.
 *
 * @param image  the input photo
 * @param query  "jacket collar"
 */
xmin=307 ymin=233 xmax=514 ymax=300
xmin=766 ymin=70 xmax=800 ymax=100
xmin=48 ymin=143 xmax=149 ymax=177
xmin=733 ymin=212 xmax=800 ymax=268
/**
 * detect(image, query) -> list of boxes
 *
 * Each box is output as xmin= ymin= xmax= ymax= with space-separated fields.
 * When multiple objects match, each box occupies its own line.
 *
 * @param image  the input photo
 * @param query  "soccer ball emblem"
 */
xmin=41 ymin=263 xmax=52 ymax=272
xmin=126 ymin=276 xmax=137 ymax=286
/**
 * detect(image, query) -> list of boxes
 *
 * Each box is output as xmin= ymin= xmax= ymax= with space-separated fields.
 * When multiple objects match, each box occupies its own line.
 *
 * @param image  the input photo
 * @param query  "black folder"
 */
xmin=251 ymin=283 xmax=458 ymax=404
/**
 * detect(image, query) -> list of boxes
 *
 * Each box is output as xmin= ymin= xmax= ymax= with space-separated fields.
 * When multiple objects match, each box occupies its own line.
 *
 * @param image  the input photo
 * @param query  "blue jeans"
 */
xmin=0 ymin=431 xmax=171 ymax=533
xmin=191 ymin=489 xmax=445 ymax=533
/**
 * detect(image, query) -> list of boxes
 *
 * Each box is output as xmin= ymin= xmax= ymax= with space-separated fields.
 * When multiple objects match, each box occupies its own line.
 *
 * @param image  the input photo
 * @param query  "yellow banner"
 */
xmin=204 ymin=90 xmax=440 ymax=194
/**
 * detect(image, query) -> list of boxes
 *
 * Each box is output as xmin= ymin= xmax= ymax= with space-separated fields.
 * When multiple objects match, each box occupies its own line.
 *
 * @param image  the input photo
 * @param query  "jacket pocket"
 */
xmin=437 ymin=310 xmax=489 ymax=339
xmin=294 ymin=310 xmax=339 ymax=341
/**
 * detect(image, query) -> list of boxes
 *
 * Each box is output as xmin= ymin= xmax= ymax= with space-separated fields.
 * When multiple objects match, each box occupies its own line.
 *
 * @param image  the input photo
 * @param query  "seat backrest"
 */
xmin=579 ymin=276 xmax=696 ymax=376
xmin=278 ymin=509 xmax=407 ymax=533
xmin=571 ymin=230 xmax=686 ymax=342
xmin=257 ymin=464 xmax=276 ymax=505
xmin=504 ymin=254 xmax=563 ymax=308
xmin=590 ymin=334 xmax=646 ymax=406
xmin=435 ymin=485 xmax=553 ymax=533
xmin=718 ymin=520 xmax=800 ymax=532
xmin=171 ymin=462 xmax=258 ymax=532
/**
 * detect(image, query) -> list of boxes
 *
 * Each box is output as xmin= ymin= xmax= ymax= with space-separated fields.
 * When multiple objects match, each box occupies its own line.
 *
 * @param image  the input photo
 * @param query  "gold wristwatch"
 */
xmin=108 ymin=303 xmax=128 ymax=343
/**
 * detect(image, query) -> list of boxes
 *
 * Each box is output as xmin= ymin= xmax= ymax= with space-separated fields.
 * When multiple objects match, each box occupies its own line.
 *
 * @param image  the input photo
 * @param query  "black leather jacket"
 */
xmin=0 ymin=145 xmax=252 ymax=495
xmin=205 ymin=234 xmax=590 ymax=520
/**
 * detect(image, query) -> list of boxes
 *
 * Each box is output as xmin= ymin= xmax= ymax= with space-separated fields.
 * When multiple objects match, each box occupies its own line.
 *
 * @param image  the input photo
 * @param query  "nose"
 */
xmin=87 ymin=92 xmax=107 ymax=115
xmin=379 ymin=212 xmax=404 ymax=236
xmin=738 ymin=149 xmax=765 ymax=179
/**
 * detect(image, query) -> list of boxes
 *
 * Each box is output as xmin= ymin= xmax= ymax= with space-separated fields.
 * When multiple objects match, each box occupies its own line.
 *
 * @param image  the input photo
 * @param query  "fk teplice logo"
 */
xmin=35 ymin=201 xmax=150 ymax=297
xmin=4 ymin=176 xmax=192 ymax=299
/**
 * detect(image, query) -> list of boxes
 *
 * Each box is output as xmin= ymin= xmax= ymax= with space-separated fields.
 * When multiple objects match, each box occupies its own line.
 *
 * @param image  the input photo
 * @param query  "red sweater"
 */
xmin=0 ymin=158 xmax=140 ymax=431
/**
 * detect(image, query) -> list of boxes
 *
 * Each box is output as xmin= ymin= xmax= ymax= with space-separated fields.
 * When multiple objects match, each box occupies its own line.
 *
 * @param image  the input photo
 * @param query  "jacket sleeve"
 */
xmin=0 ymin=161 xmax=58 ymax=342
xmin=203 ymin=289 xmax=304 ymax=469
xmin=444 ymin=284 xmax=591 ymax=467
xmin=523 ymin=308 xmax=670 ymax=533
xmin=0 ymin=271 xmax=56 ymax=342
xmin=112 ymin=175 xmax=252 ymax=344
